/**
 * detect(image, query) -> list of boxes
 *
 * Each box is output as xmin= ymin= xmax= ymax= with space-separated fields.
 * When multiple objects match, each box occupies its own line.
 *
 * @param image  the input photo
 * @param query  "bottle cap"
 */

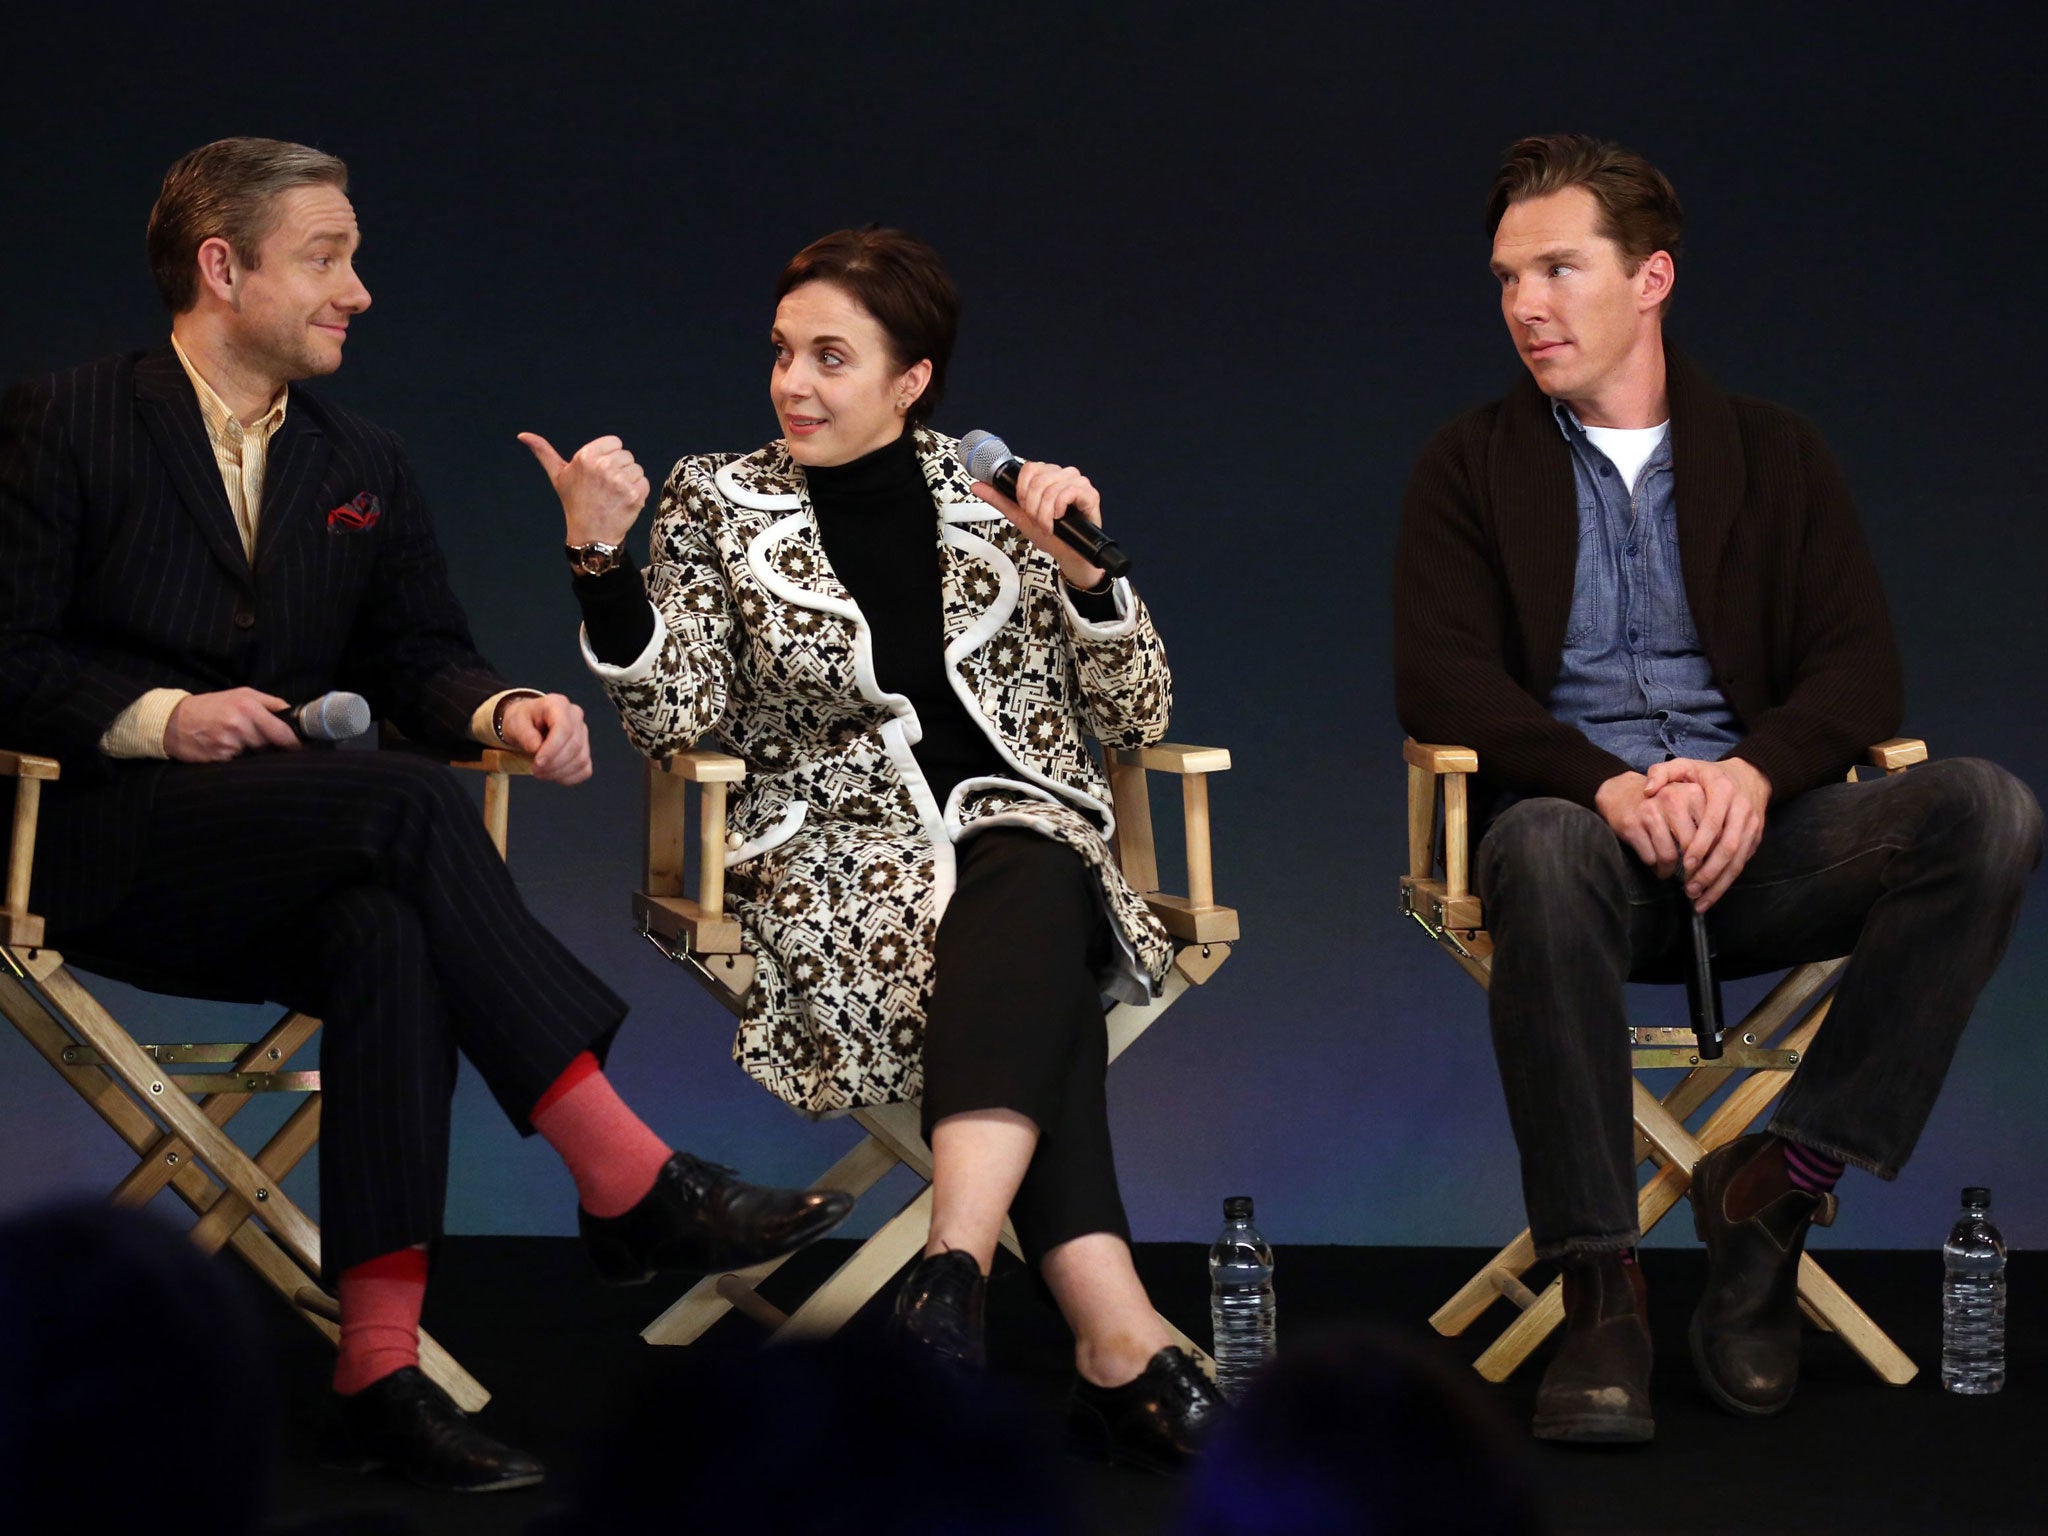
xmin=1962 ymin=1186 xmax=1991 ymax=1210
xmin=1224 ymin=1195 xmax=1254 ymax=1220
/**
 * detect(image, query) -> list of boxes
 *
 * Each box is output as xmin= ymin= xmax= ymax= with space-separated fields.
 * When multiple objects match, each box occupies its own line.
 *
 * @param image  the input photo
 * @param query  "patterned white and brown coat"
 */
xmin=584 ymin=427 xmax=1177 ymax=1115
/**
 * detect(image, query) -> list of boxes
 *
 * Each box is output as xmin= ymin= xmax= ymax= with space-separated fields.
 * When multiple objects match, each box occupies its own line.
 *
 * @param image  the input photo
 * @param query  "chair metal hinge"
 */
xmin=639 ymin=915 xmax=691 ymax=964
xmin=639 ymin=916 xmax=754 ymax=1014
xmin=1627 ymin=1026 xmax=1799 ymax=1071
xmin=1405 ymin=899 xmax=1476 ymax=960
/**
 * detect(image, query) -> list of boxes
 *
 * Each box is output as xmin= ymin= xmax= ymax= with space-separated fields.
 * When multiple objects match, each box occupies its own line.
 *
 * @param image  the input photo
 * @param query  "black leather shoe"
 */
xmin=1689 ymin=1133 xmax=1835 ymax=1416
xmin=580 ymin=1152 xmax=854 ymax=1286
xmin=324 ymin=1367 xmax=545 ymax=1493
xmin=1069 ymin=1347 xmax=1226 ymax=1473
xmin=889 ymin=1248 xmax=988 ymax=1370
xmin=1532 ymin=1253 xmax=1654 ymax=1444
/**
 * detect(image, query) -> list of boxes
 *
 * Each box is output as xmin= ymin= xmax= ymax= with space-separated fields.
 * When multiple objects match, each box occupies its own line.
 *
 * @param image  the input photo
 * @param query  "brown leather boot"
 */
xmin=1688 ymin=1133 xmax=1836 ymax=1416
xmin=1532 ymin=1252 xmax=1654 ymax=1444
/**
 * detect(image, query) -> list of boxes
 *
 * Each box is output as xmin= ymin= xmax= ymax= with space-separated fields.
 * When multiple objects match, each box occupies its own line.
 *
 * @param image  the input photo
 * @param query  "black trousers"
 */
xmin=919 ymin=828 xmax=1128 ymax=1264
xmin=1475 ymin=757 xmax=2042 ymax=1260
xmin=57 ymin=751 xmax=627 ymax=1278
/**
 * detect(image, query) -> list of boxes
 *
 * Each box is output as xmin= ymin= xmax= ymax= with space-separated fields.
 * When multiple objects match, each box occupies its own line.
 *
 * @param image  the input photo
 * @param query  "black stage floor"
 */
xmin=261 ymin=1241 xmax=2045 ymax=1535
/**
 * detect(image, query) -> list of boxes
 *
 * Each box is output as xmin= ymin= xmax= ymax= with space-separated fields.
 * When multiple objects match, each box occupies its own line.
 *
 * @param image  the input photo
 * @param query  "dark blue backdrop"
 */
xmin=2 ymin=3 xmax=2041 ymax=1253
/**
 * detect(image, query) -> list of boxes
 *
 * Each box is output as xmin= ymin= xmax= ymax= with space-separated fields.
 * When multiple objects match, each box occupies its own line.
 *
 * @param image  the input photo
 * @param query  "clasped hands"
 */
xmin=1595 ymin=756 xmax=1772 ymax=912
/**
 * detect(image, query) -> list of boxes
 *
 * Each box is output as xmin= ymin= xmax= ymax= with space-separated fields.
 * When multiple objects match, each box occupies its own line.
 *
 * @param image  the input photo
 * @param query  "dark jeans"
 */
xmin=919 ymin=828 xmax=1128 ymax=1263
xmin=1474 ymin=758 xmax=2042 ymax=1260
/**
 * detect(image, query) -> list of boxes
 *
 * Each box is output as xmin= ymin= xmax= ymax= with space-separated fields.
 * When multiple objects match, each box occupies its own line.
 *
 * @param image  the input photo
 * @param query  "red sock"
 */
xmin=532 ymin=1051 xmax=673 ymax=1218
xmin=334 ymin=1246 xmax=428 ymax=1396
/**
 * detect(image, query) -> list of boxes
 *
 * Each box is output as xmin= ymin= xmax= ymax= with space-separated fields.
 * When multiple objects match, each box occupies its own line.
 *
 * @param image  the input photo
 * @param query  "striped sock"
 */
xmin=1780 ymin=1139 xmax=1845 ymax=1196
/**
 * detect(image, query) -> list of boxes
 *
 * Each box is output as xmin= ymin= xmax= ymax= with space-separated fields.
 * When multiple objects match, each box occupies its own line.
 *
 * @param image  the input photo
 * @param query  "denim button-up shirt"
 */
xmin=1546 ymin=402 xmax=1740 ymax=770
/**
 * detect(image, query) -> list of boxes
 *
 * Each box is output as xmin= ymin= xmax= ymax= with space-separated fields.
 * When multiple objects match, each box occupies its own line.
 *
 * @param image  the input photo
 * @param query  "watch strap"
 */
xmin=565 ymin=541 xmax=625 ymax=576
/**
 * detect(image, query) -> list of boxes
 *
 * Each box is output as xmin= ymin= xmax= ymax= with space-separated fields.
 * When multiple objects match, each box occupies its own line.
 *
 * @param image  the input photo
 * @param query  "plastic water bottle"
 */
xmin=1942 ymin=1186 xmax=2006 ymax=1394
xmin=1209 ymin=1195 xmax=1275 ymax=1402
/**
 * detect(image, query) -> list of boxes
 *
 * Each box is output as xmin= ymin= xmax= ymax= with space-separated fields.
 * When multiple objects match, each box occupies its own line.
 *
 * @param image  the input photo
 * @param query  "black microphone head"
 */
xmin=300 ymin=691 xmax=372 ymax=742
xmin=958 ymin=429 xmax=1014 ymax=486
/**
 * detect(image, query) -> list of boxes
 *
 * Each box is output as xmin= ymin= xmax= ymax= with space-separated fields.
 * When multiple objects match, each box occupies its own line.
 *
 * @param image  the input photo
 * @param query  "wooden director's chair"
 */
xmin=631 ymin=743 xmax=1239 ymax=1357
xmin=1400 ymin=736 xmax=1926 ymax=1387
xmin=0 ymin=741 xmax=537 ymax=1413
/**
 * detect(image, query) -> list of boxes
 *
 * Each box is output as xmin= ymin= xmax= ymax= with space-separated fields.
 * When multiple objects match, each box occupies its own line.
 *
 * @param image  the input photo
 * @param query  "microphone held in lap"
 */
xmin=958 ymin=429 xmax=1132 ymax=580
xmin=1684 ymin=906 xmax=1725 ymax=1061
xmin=279 ymin=691 xmax=372 ymax=743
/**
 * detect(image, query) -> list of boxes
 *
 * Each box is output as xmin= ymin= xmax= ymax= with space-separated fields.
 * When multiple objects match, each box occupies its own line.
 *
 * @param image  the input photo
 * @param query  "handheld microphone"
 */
xmin=957 ymin=430 xmax=1132 ymax=580
xmin=280 ymin=691 xmax=372 ymax=743
xmin=1682 ymin=907 xmax=1725 ymax=1061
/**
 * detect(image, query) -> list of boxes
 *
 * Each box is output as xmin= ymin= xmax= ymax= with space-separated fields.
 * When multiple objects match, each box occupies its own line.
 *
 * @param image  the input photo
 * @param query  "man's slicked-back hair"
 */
xmin=1487 ymin=134 xmax=1683 ymax=307
xmin=147 ymin=137 xmax=350 ymax=313
xmin=775 ymin=227 xmax=958 ymax=425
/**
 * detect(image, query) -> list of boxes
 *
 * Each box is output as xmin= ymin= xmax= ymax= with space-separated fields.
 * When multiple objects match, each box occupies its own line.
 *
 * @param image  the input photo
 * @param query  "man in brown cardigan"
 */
xmin=1393 ymin=134 xmax=2040 ymax=1443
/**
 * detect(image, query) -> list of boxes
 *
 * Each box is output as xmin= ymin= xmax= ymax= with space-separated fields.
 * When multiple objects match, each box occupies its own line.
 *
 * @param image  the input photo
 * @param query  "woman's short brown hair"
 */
xmin=775 ymin=228 xmax=959 ymax=425
xmin=1486 ymin=134 xmax=1683 ymax=292
xmin=146 ymin=137 xmax=350 ymax=313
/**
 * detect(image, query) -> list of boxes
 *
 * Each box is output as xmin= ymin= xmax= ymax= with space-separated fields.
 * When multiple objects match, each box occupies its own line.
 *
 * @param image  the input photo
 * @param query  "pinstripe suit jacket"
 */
xmin=0 ymin=344 xmax=508 ymax=929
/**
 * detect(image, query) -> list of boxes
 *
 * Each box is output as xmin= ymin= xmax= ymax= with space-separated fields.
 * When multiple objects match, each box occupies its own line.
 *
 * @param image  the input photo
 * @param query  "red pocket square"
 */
xmin=327 ymin=492 xmax=382 ymax=532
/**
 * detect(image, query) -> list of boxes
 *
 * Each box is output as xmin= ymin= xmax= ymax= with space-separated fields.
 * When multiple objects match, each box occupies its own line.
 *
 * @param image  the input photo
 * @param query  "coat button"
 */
xmin=233 ymin=609 xmax=256 ymax=630
xmin=726 ymin=832 xmax=744 ymax=849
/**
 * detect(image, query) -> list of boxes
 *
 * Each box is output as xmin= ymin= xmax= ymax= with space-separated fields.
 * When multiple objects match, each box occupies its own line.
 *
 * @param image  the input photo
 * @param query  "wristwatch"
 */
xmin=565 ymin=540 xmax=625 ymax=577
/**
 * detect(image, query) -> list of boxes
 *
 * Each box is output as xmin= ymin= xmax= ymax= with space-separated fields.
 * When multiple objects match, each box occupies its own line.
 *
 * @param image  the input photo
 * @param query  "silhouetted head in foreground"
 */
xmin=0 ymin=1200 xmax=276 ymax=1534
xmin=543 ymin=1331 xmax=1074 ymax=1535
xmin=1178 ymin=1326 xmax=1548 ymax=1536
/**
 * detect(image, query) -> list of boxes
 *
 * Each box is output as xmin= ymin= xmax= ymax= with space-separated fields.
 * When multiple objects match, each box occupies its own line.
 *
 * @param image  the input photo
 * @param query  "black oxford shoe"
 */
xmin=1532 ymin=1252 xmax=1655 ymax=1444
xmin=580 ymin=1152 xmax=854 ymax=1286
xmin=889 ymin=1248 xmax=988 ymax=1370
xmin=1069 ymin=1347 xmax=1226 ymax=1473
xmin=1689 ymin=1133 xmax=1836 ymax=1416
xmin=324 ymin=1367 xmax=545 ymax=1493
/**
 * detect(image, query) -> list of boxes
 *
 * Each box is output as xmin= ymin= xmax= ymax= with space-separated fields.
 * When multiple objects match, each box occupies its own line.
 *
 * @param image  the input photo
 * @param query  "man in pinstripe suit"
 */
xmin=0 ymin=138 xmax=852 ymax=1493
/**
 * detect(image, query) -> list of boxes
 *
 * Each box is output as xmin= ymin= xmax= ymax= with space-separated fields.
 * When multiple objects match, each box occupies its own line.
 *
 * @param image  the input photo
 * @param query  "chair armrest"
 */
xmin=375 ymin=724 xmax=531 ymax=858
xmin=663 ymin=749 xmax=746 ymax=783
xmin=443 ymin=749 xmax=534 ymax=860
xmin=447 ymin=747 xmax=536 ymax=776
xmin=1867 ymin=738 xmax=1927 ymax=773
xmin=1402 ymin=739 xmax=1480 ymax=919
xmin=637 ymin=750 xmax=747 ymax=956
xmin=2 ymin=749 xmax=60 ymax=947
xmin=1400 ymin=745 xmax=1482 ymax=937
xmin=0 ymin=751 xmax=61 ymax=781
xmin=1120 ymin=743 xmax=1232 ymax=776
xmin=1106 ymin=742 xmax=1238 ymax=945
xmin=1403 ymin=741 xmax=1479 ymax=775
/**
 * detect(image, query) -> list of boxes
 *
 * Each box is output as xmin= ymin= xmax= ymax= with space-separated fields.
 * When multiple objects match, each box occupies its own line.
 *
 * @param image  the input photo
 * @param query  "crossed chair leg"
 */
xmin=642 ymin=949 xmax=1228 ymax=1366
xmin=1430 ymin=957 xmax=1916 ymax=1388
xmin=0 ymin=944 xmax=489 ymax=1410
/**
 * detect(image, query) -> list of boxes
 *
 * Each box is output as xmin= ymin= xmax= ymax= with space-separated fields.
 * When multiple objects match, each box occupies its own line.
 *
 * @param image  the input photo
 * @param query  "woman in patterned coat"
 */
xmin=523 ymin=228 xmax=1221 ymax=1468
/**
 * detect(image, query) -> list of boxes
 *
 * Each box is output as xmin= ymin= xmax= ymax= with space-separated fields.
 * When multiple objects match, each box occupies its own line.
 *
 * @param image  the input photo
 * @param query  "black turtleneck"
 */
xmin=806 ymin=431 xmax=1007 ymax=808
xmin=576 ymin=429 xmax=1119 ymax=810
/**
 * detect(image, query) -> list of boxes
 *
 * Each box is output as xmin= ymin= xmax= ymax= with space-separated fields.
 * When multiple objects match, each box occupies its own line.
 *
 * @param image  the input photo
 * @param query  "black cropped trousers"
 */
xmin=918 ymin=828 xmax=1128 ymax=1263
